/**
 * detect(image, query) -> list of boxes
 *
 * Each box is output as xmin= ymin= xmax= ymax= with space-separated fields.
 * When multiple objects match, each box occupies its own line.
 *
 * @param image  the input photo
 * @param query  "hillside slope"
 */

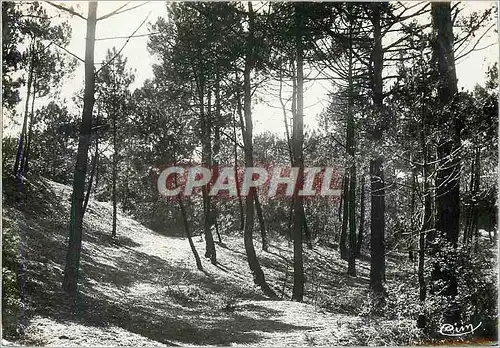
xmin=3 ymin=177 xmax=422 ymax=346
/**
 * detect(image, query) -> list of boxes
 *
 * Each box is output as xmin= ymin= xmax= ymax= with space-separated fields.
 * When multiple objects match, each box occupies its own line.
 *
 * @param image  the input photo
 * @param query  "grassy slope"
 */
xmin=3 ymin=176 xmax=424 ymax=346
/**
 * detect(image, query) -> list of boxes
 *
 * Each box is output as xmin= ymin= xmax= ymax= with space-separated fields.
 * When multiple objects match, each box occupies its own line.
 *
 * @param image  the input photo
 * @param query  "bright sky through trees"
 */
xmin=5 ymin=1 xmax=497 ymax=136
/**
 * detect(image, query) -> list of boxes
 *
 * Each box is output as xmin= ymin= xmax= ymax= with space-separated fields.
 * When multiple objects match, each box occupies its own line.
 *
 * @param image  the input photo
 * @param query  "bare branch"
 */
xmin=51 ymin=40 xmax=85 ymax=63
xmin=95 ymin=32 xmax=161 ymax=41
xmin=96 ymin=1 xmax=131 ymax=21
xmin=46 ymin=1 xmax=86 ymax=20
xmin=95 ymin=12 xmax=152 ymax=75
xmin=455 ymin=23 xmax=496 ymax=61
xmin=97 ymin=1 xmax=152 ymax=21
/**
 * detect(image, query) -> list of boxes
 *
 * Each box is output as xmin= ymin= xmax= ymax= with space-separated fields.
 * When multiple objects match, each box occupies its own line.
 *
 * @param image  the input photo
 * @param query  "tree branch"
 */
xmin=46 ymin=1 xmax=86 ymax=20
xmin=95 ymin=12 xmax=151 ymax=75
xmin=97 ymin=1 xmax=152 ymax=21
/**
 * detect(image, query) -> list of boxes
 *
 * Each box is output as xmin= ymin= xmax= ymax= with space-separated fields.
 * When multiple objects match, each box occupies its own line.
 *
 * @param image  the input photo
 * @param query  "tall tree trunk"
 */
xmin=21 ymin=84 xmax=36 ymax=174
xmin=254 ymin=193 xmax=268 ymax=251
xmin=83 ymin=103 xmax=99 ymax=216
xmin=369 ymin=3 xmax=386 ymax=294
xmin=292 ymin=2 xmax=305 ymax=302
xmin=337 ymin=178 xmax=344 ymax=246
xmin=472 ymin=146 xmax=480 ymax=253
xmin=346 ymin=15 xmax=356 ymax=276
xmin=233 ymin=102 xmax=245 ymax=231
xmin=409 ymin=161 xmax=417 ymax=261
xmin=463 ymin=155 xmax=475 ymax=246
xmin=417 ymin=118 xmax=431 ymax=328
xmin=213 ymin=77 xmax=222 ymax=244
xmin=431 ymin=2 xmax=460 ymax=325
xmin=241 ymin=2 xmax=277 ymax=299
xmin=214 ymin=216 xmax=222 ymax=244
xmin=197 ymin=76 xmax=216 ymax=265
xmin=62 ymin=2 xmax=98 ymax=296
xmin=287 ymin=199 xmax=294 ymax=240
xmin=340 ymin=172 xmax=349 ymax=259
xmin=111 ymin=100 xmax=118 ymax=238
xmin=347 ymin=165 xmax=357 ymax=276
xmin=302 ymin=206 xmax=312 ymax=249
xmin=14 ymin=41 xmax=35 ymax=176
xmin=356 ymin=174 xmax=365 ymax=256
xmin=83 ymin=151 xmax=97 ymax=216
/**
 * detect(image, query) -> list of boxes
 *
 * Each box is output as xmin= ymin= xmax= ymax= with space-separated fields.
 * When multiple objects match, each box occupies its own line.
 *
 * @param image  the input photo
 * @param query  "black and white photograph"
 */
xmin=2 ymin=1 xmax=498 ymax=346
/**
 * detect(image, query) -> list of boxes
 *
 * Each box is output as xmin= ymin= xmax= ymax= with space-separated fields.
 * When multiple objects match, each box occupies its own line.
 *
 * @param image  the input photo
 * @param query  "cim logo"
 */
xmin=439 ymin=322 xmax=482 ymax=337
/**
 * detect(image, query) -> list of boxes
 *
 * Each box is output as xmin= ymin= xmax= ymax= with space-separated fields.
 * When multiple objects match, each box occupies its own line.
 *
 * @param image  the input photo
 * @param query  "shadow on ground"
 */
xmin=5 ymin=177 xmax=315 ymax=345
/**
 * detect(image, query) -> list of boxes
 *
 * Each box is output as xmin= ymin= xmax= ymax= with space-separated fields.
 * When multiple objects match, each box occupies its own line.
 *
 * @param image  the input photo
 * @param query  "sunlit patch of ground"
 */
xmin=4 ymin=177 xmax=426 ymax=346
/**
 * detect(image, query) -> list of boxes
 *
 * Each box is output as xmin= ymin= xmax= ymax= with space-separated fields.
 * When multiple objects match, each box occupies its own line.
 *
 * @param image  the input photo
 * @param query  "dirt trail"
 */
xmin=5 ymin=179 xmax=419 ymax=346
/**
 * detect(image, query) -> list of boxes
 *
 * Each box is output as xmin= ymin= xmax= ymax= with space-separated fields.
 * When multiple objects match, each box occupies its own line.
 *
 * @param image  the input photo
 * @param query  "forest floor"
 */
xmin=1 ymin=176 xmax=491 ymax=346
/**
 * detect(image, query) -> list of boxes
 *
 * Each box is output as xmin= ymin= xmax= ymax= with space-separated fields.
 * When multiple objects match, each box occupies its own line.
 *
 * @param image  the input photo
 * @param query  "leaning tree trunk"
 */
xmin=241 ymin=2 xmax=277 ymax=299
xmin=369 ymin=3 xmax=386 ymax=294
xmin=62 ymin=2 xmax=98 ymax=296
xmin=179 ymin=194 xmax=203 ymax=271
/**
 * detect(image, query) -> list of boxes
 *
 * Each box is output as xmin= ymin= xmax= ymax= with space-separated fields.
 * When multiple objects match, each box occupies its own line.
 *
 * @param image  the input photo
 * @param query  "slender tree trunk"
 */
xmin=409 ymin=162 xmax=417 ymax=261
xmin=62 ymin=2 xmax=98 ymax=296
xmin=254 ymin=193 xmax=268 ymax=251
xmin=369 ymin=3 xmax=386 ymax=294
xmin=241 ymin=2 xmax=277 ymax=299
xmin=288 ymin=59 xmax=298 ymax=244
xmin=340 ymin=172 xmax=349 ymax=259
xmin=472 ymin=147 xmax=480 ymax=253
xmin=234 ymin=88 xmax=245 ymax=231
xmin=463 ymin=157 xmax=474 ymax=246
xmin=347 ymin=165 xmax=356 ymax=276
xmin=302 ymin=205 xmax=312 ymax=249
xmin=356 ymin=174 xmax=365 ymax=256
xmin=337 ymin=178 xmax=344 ymax=247
xmin=83 ymin=103 xmax=99 ymax=216
xmin=197 ymin=76 xmax=216 ymax=265
xmin=279 ymin=67 xmax=294 ymax=163
xmin=83 ymin=152 xmax=97 ymax=216
xmin=346 ymin=16 xmax=357 ymax=276
xmin=179 ymin=194 xmax=203 ymax=271
xmin=14 ymin=41 xmax=35 ymax=176
xmin=214 ymin=214 xmax=222 ymax=244
xmin=417 ymin=119 xmax=430 ymax=328
xmin=292 ymin=2 xmax=305 ymax=301
xmin=21 ymin=86 xmax=36 ymax=174
xmin=111 ymin=100 xmax=118 ymax=238
xmin=212 ymin=77 xmax=222 ymax=244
